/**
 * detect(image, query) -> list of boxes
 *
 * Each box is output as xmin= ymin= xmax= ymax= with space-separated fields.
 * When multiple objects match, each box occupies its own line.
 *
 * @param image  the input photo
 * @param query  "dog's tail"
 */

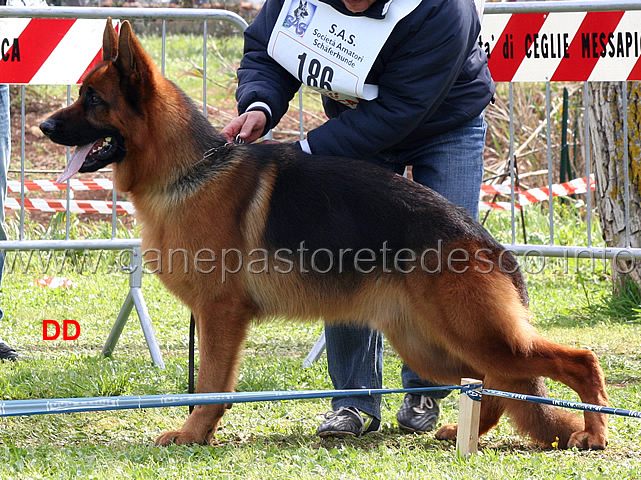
xmin=488 ymin=376 xmax=584 ymax=448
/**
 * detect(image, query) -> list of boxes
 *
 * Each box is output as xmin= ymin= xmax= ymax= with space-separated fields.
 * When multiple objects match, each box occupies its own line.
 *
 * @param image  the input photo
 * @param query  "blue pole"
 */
xmin=480 ymin=389 xmax=641 ymax=419
xmin=0 ymin=386 xmax=461 ymax=418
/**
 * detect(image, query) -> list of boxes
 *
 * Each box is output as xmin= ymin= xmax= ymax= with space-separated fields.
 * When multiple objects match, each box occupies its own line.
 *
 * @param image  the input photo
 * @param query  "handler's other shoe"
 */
xmin=396 ymin=394 xmax=440 ymax=433
xmin=317 ymin=406 xmax=381 ymax=437
xmin=0 ymin=341 xmax=19 ymax=362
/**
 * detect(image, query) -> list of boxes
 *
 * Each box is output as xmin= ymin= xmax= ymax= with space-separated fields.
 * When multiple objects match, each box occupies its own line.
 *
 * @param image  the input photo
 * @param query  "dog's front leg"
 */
xmin=155 ymin=300 xmax=252 ymax=446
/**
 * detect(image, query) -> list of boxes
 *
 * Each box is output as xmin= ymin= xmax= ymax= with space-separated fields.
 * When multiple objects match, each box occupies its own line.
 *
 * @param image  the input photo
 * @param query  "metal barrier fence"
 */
xmin=1 ymin=1 xmax=641 ymax=367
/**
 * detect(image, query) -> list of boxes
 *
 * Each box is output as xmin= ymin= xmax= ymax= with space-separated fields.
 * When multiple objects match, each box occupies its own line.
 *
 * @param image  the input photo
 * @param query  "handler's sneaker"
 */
xmin=396 ymin=394 xmax=440 ymax=433
xmin=317 ymin=407 xmax=381 ymax=437
xmin=0 ymin=341 xmax=18 ymax=362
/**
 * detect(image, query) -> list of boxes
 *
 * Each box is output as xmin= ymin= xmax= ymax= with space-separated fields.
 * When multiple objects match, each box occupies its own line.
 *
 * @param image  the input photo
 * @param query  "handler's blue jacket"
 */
xmin=236 ymin=0 xmax=495 ymax=159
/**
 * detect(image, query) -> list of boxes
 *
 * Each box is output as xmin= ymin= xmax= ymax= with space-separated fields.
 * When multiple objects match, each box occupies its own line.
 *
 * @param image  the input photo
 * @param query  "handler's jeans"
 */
xmin=0 ymin=85 xmax=10 ymax=321
xmin=325 ymin=112 xmax=487 ymax=420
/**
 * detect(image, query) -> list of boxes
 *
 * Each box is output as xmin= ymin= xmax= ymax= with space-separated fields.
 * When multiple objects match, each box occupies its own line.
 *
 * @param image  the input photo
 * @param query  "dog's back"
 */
xmin=243 ymin=147 xmax=530 ymax=307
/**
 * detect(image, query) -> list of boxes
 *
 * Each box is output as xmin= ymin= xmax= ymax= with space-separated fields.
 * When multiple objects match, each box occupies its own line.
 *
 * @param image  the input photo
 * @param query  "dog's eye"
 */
xmin=89 ymin=94 xmax=101 ymax=104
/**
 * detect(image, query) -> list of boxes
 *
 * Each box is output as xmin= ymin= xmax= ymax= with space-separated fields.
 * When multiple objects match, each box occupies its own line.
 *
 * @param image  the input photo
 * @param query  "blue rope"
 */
xmin=1 ymin=384 xmax=638 ymax=420
xmin=477 ymin=388 xmax=641 ymax=419
xmin=0 ymin=386 xmax=462 ymax=418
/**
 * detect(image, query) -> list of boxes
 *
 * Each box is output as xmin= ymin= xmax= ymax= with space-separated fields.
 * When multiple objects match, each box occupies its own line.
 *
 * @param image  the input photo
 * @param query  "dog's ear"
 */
xmin=116 ymin=20 xmax=146 ymax=80
xmin=102 ymin=17 xmax=118 ymax=62
xmin=112 ymin=20 xmax=157 ymax=109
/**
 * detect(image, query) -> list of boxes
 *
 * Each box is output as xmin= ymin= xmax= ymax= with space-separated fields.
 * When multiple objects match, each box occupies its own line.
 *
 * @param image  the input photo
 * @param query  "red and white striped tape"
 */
xmin=479 ymin=175 xmax=595 ymax=211
xmin=480 ymin=11 xmax=641 ymax=81
xmin=481 ymin=175 xmax=595 ymax=205
xmin=0 ymin=18 xmax=117 ymax=85
xmin=5 ymin=197 xmax=135 ymax=215
xmin=5 ymin=178 xmax=128 ymax=214
xmin=5 ymin=175 xmax=594 ymax=215
xmin=12 ymin=175 xmax=594 ymax=197
xmin=7 ymin=178 xmax=113 ymax=193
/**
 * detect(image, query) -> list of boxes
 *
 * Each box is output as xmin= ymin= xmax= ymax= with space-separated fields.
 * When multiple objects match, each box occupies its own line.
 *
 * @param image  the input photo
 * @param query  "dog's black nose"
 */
xmin=39 ymin=119 xmax=56 ymax=137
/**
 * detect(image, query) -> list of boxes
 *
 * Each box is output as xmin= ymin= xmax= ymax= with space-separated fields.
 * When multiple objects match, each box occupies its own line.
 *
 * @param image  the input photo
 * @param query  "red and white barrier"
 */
xmin=0 ymin=18 xmax=117 ymax=84
xmin=480 ymin=11 xmax=641 ymax=81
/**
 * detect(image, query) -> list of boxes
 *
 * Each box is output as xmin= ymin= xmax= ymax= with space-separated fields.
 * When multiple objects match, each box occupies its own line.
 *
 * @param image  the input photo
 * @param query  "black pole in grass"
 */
xmin=189 ymin=313 xmax=195 ymax=414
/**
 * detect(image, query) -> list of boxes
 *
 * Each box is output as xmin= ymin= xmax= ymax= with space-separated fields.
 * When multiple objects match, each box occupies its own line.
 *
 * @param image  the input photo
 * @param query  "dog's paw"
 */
xmin=154 ymin=430 xmax=209 ymax=446
xmin=567 ymin=430 xmax=608 ymax=450
xmin=435 ymin=424 xmax=458 ymax=441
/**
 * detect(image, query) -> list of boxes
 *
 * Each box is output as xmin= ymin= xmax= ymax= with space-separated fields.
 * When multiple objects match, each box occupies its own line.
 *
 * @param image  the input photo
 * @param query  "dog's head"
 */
xmin=40 ymin=18 xmax=153 ymax=183
xmin=294 ymin=1 xmax=309 ymax=19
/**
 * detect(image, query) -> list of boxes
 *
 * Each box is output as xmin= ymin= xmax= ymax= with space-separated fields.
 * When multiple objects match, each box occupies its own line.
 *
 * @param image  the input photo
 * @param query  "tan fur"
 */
xmin=41 ymin=19 xmax=610 ymax=450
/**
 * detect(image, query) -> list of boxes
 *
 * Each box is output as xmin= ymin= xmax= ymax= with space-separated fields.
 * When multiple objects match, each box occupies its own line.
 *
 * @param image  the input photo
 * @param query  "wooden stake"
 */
xmin=456 ymin=378 xmax=482 ymax=456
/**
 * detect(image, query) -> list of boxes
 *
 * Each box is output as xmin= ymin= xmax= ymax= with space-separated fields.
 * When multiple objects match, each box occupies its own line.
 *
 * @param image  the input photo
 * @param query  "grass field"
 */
xmin=1 ymin=30 xmax=640 ymax=479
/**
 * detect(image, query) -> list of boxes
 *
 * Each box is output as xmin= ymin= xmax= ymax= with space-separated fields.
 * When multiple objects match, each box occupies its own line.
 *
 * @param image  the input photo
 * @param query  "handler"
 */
xmin=222 ymin=0 xmax=494 ymax=437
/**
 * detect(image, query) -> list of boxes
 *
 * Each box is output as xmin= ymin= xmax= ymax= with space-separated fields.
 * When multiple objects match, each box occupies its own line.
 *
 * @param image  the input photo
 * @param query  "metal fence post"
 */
xmin=102 ymin=246 xmax=165 ymax=368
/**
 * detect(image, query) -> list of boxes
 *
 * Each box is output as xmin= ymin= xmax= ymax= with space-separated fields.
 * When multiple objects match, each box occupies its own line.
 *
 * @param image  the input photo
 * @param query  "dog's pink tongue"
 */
xmin=56 ymin=144 xmax=93 ymax=184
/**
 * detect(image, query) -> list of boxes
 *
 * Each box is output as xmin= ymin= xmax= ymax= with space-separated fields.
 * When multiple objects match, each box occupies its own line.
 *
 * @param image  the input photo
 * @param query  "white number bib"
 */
xmin=267 ymin=0 xmax=421 ymax=108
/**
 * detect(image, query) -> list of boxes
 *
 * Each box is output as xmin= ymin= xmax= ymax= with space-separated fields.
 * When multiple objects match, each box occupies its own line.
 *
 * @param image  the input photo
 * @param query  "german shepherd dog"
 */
xmin=41 ymin=19 xmax=609 ymax=449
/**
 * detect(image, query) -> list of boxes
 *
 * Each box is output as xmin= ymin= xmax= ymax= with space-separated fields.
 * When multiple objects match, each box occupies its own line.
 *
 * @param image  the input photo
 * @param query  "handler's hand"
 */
xmin=221 ymin=111 xmax=267 ymax=144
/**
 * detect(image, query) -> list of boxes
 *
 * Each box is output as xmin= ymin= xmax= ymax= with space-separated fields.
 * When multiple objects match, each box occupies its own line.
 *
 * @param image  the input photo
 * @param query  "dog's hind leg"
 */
xmin=434 ymin=376 xmax=585 ymax=448
xmin=438 ymin=340 xmax=608 ymax=449
xmin=502 ymin=338 xmax=609 ymax=450
xmin=155 ymin=298 xmax=254 ymax=446
xmin=404 ymin=271 xmax=608 ymax=449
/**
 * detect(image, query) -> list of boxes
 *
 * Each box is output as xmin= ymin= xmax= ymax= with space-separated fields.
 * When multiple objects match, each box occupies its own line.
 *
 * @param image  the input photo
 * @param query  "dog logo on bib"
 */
xmin=283 ymin=0 xmax=317 ymax=37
